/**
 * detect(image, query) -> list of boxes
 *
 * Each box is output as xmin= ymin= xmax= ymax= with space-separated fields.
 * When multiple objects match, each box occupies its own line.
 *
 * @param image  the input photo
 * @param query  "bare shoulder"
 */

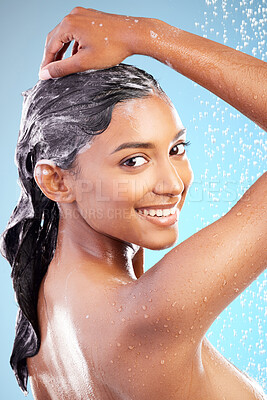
xmin=127 ymin=173 xmax=267 ymax=345
xmin=201 ymin=337 xmax=266 ymax=400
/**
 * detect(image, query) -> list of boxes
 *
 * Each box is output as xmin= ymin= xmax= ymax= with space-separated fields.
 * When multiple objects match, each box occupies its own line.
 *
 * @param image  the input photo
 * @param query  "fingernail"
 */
xmin=39 ymin=68 xmax=52 ymax=80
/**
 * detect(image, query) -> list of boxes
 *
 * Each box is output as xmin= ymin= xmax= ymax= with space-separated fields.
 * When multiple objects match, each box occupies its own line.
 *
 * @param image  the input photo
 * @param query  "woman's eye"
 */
xmin=121 ymin=156 xmax=147 ymax=168
xmin=170 ymin=142 xmax=187 ymax=156
xmin=121 ymin=141 xmax=190 ymax=168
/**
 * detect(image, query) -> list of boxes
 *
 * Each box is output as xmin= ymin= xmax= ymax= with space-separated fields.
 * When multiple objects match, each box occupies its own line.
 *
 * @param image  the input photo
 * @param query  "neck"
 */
xmin=50 ymin=205 xmax=139 ymax=281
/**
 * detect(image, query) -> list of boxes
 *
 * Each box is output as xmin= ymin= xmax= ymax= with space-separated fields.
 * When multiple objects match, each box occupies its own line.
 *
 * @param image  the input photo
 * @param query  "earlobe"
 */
xmin=34 ymin=160 xmax=75 ymax=203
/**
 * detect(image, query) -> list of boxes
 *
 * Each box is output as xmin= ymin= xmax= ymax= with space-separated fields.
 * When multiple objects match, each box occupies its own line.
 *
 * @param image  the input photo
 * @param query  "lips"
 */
xmin=135 ymin=202 xmax=178 ymax=211
xmin=135 ymin=207 xmax=178 ymax=227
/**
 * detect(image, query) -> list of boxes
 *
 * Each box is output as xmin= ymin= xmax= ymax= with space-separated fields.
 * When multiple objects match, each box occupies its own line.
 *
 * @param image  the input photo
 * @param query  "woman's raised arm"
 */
xmin=40 ymin=7 xmax=267 ymax=129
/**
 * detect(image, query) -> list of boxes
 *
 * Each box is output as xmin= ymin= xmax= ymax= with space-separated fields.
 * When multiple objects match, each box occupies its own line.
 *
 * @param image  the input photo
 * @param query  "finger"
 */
xmin=55 ymin=41 xmax=71 ymax=61
xmin=41 ymin=33 xmax=75 ymax=69
xmin=72 ymin=41 xmax=79 ymax=56
xmin=40 ymin=24 xmax=61 ymax=69
xmin=39 ymin=51 xmax=88 ymax=80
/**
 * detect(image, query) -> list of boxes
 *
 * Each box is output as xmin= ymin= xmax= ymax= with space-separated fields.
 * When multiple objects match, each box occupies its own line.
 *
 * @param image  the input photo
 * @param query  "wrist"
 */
xmin=127 ymin=17 xmax=164 ymax=57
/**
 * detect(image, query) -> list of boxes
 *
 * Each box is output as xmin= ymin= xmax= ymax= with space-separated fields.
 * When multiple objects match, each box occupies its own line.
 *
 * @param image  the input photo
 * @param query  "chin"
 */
xmin=142 ymin=232 xmax=179 ymax=251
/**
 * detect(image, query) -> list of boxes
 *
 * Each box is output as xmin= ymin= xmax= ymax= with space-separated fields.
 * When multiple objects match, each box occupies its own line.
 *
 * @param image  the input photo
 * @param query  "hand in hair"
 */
xmin=39 ymin=7 xmax=141 ymax=79
xmin=39 ymin=7 xmax=267 ymax=130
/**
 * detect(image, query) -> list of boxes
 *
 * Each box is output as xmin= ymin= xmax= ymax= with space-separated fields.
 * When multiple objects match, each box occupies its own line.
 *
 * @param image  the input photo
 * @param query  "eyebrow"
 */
xmin=110 ymin=128 xmax=187 ymax=155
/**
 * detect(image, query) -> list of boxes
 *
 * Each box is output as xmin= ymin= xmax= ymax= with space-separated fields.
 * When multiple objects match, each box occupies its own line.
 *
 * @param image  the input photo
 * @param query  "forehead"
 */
xmin=78 ymin=95 xmax=184 ymax=163
xmin=101 ymin=95 xmax=182 ymax=141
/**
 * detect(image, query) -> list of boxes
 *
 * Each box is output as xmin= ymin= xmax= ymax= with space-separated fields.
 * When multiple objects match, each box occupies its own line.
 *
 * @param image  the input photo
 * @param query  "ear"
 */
xmin=34 ymin=159 xmax=75 ymax=203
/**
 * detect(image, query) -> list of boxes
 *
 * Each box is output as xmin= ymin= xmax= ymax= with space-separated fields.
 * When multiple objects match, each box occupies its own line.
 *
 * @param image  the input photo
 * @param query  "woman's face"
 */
xmin=71 ymin=94 xmax=193 ymax=250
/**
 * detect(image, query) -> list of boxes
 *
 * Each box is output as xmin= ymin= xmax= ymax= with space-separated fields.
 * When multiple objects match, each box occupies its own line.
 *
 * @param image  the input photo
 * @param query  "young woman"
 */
xmin=2 ymin=7 xmax=266 ymax=400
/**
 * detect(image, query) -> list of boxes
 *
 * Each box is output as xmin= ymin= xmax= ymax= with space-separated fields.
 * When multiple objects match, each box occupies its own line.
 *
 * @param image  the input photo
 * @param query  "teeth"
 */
xmin=163 ymin=209 xmax=171 ymax=217
xmin=136 ymin=207 xmax=176 ymax=217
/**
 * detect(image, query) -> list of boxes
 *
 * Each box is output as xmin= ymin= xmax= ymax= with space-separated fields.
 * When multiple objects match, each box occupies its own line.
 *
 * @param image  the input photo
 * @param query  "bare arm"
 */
xmin=40 ymin=7 xmax=267 ymax=129
xmin=129 ymin=172 xmax=267 ymax=344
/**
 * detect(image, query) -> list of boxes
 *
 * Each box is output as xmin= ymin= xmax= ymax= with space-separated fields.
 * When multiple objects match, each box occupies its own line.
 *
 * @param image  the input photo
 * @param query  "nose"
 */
xmin=152 ymin=160 xmax=184 ymax=197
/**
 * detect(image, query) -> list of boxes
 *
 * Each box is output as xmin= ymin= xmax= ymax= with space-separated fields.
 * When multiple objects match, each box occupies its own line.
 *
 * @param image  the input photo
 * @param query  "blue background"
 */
xmin=0 ymin=0 xmax=266 ymax=398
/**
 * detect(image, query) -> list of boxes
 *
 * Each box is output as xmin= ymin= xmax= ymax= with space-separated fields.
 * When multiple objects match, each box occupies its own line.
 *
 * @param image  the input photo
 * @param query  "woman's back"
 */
xmin=27 ymin=257 xmax=265 ymax=400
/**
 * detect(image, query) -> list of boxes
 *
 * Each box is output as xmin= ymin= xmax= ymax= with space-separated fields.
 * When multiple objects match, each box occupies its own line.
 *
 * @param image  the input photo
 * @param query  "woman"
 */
xmin=2 ymin=7 xmax=266 ymax=400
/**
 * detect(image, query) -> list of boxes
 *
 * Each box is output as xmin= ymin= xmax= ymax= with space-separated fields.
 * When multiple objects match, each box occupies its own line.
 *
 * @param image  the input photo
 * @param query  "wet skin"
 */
xmin=29 ymin=95 xmax=266 ymax=399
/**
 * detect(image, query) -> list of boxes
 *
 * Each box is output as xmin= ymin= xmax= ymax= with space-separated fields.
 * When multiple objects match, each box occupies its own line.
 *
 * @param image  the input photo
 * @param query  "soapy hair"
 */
xmin=0 ymin=64 xmax=163 ymax=394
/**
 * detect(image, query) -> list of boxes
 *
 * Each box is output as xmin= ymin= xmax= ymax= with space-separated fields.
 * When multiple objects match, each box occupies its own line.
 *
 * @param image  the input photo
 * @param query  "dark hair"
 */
xmin=0 ymin=64 xmax=163 ymax=394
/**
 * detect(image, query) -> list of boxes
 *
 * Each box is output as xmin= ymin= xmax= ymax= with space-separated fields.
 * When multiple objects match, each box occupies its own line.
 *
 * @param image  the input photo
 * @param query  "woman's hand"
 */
xmin=39 ymin=7 xmax=143 ymax=79
xmin=39 ymin=6 xmax=267 ymax=130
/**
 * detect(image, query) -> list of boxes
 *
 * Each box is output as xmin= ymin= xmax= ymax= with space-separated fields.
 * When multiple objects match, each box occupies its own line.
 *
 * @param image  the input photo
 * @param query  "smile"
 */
xmin=135 ymin=206 xmax=178 ymax=226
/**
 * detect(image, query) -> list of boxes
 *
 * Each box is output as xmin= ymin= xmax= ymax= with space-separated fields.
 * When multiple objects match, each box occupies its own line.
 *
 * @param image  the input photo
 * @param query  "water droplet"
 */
xmin=178 ymin=330 xmax=182 ymax=334
xmin=181 ymin=305 xmax=185 ymax=310
xmin=150 ymin=30 xmax=158 ymax=39
xmin=110 ymin=360 xmax=114 ymax=363
xmin=190 ymin=326 xmax=194 ymax=330
xmin=236 ymin=212 xmax=242 ymax=216
xmin=203 ymin=296 xmax=208 ymax=302
xmin=142 ymin=305 xmax=147 ymax=310
xmin=223 ymin=280 xmax=227 ymax=286
xmin=118 ymin=306 xmax=122 ymax=312
xmin=128 ymin=345 xmax=135 ymax=350
xmin=164 ymin=324 xmax=168 ymax=328
xmin=112 ymin=302 xmax=116 ymax=306
xmin=111 ymin=320 xmax=115 ymax=324
xmin=128 ymin=368 xmax=132 ymax=372
xmin=161 ymin=360 xmax=165 ymax=365
xmin=234 ymin=273 xmax=238 ymax=277
xmin=171 ymin=301 xmax=177 ymax=307
xmin=253 ymin=95 xmax=258 ymax=100
xmin=213 ymin=233 xmax=218 ymax=238
xmin=117 ymin=343 xmax=121 ymax=347
xmin=144 ymin=314 xmax=149 ymax=319
xmin=145 ymin=355 xmax=149 ymax=359
xmin=99 ymin=23 xmax=103 ymax=27
xmin=85 ymin=315 xmax=89 ymax=319
xmin=121 ymin=318 xmax=126 ymax=322
xmin=166 ymin=298 xmax=171 ymax=302
xmin=148 ymin=298 xmax=152 ymax=302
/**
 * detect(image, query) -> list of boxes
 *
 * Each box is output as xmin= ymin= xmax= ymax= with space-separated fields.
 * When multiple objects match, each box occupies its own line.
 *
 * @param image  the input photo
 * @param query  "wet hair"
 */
xmin=0 ymin=63 xmax=164 ymax=394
